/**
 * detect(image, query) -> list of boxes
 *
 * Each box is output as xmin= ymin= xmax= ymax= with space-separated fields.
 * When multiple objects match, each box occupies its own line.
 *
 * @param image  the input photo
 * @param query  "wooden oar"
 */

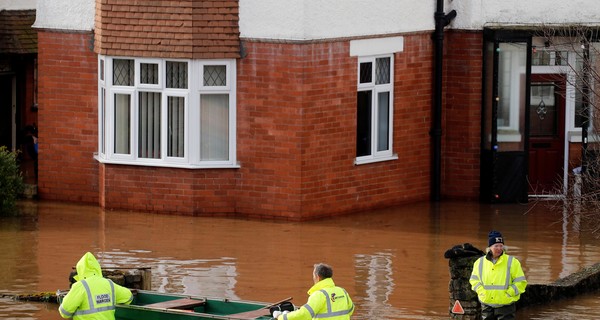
xmin=226 ymin=297 xmax=293 ymax=319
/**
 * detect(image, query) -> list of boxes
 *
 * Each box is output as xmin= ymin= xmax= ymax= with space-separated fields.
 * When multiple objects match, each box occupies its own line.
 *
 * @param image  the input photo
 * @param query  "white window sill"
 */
xmin=94 ymin=154 xmax=240 ymax=169
xmin=354 ymin=154 xmax=398 ymax=165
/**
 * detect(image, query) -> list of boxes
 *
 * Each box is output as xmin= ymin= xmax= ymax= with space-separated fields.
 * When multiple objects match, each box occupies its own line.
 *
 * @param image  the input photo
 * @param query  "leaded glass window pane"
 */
xmin=168 ymin=96 xmax=185 ymax=158
xmin=203 ymin=65 xmax=227 ymax=86
xmin=140 ymin=63 xmax=159 ymax=85
xmin=113 ymin=59 xmax=134 ymax=86
xmin=359 ymin=62 xmax=372 ymax=84
xmin=376 ymin=57 xmax=391 ymax=85
xmin=167 ymin=61 xmax=188 ymax=89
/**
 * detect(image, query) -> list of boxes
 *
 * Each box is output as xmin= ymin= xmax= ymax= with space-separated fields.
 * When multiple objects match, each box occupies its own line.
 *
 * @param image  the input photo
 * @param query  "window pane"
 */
xmin=113 ymin=59 xmax=134 ymax=86
xmin=203 ymin=65 xmax=226 ymax=86
xmin=101 ymin=88 xmax=106 ymax=154
xmin=114 ymin=94 xmax=131 ymax=154
xmin=166 ymin=61 xmax=188 ymax=89
xmin=497 ymin=42 xmax=527 ymax=151
xmin=100 ymin=59 xmax=104 ymax=81
xmin=140 ymin=63 xmax=159 ymax=85
xmin=359 ymin=62 xmax=372 ymax=84
xmin=376 ymin=57 xmax=391 ymax=85
xmin=483 ymin=42 xmax=494 ymax=150
xmin=138 ymin=92 xmax=161 ymax=159
xmin=529 ymin=84 xmax=557 ymax=136
xmin=356 ymin=90 xmax=372 ymax=157
xmin=200 ymin=94 xmax=229 ymax=160
xmin=377 ymin=91 xmax=390 ymax=151
xmin=168 ymin=96 xmax=185 ymax=158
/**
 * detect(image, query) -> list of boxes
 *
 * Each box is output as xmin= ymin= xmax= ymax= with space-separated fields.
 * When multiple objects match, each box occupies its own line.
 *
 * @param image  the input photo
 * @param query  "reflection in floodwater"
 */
xmin=355 ymin=251 xmax=400 ymax=319
xmin=1 ymin=200 xmax=600 ymax=319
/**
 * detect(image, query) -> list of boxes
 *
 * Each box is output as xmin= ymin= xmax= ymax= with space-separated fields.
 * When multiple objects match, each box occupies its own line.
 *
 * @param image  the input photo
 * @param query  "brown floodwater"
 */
xmin=1 ymin=200 xmax=600 ymax=319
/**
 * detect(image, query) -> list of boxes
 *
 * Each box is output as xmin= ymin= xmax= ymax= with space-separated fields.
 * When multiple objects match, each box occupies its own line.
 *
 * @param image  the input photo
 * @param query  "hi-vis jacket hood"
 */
xmin=59 ymin=252 xmax=133 ymax=320
xmin=74 ymin=252 xmax=103 ymax=282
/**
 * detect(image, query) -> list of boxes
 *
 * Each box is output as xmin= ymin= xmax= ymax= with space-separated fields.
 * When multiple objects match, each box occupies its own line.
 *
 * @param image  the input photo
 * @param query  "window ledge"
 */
xmin=94 ymin=154 xmax=241 ymax=169
xmin=354 ymin=154 xmax=398 ymax=166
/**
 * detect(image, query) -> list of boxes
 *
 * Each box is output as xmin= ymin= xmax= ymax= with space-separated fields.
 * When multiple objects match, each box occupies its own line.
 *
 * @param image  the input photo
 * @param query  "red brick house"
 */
xmin=24 ymin=0 xmax=600 ymax=219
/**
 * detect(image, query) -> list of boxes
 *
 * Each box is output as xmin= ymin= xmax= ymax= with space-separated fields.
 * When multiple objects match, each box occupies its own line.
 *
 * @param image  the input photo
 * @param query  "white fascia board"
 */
xmin=350 ymin=37 xmax=404 ymax=57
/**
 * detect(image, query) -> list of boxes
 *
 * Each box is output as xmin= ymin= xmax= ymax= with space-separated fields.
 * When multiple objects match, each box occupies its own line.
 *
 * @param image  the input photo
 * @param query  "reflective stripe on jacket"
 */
xmin=279 ymin=278 xmax=354 ymax=320
xmin=59 ymin=252 xmax=133 ymax=320
xmin=469 ymin=252 xmax=527 ymax=307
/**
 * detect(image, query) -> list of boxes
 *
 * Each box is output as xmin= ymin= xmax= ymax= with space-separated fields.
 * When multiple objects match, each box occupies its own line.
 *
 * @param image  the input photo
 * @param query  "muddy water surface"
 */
xmin=1 ymin=200 xmax=600 ymax=319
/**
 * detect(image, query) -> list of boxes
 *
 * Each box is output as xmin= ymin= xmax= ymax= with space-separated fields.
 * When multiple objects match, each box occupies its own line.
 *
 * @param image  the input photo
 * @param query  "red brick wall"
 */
xmin=101 ymin=165 xmax=237 ymax=215
xmin=238 ymin=34 xmax=434 ymax=219
xmin=300 ymin=34 xmax=434 ymax=217
xmin=236 ymin=41 xmax=305 ymax=218
xmin=443 ymin=30 xmax=483 ymax=199
xmin=37 ymin=30 xmax=99 ymax=203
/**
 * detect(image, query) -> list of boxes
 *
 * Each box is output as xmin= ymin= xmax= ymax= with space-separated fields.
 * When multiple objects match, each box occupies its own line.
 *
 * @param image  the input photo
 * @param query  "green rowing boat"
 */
xmin=115 ymin=290 xmax=290 ymax=320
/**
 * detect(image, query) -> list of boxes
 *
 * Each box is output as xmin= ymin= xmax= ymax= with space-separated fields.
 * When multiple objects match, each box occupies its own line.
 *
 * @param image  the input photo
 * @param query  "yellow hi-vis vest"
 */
xmin=59 ymin=252 xmax=133 ymax=320
xmin=278 ymin=278 xmax=354 ymax=320
xmin=470 ymin=252 xmax=527 ymax=307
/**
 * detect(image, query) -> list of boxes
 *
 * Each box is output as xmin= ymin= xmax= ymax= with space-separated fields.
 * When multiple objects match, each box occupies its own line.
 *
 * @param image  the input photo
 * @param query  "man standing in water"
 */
xmin=470 ymin=231 xmax=527 ymax=320
xmin=273 ymin=263 xmax=354 ymax=320
xmin=59 ymin=252 xmax=133 ymax=320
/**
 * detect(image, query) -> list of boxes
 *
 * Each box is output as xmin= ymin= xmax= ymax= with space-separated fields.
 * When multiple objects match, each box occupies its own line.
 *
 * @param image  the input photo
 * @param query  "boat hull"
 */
xmin=115 ymin=290 xmax=274 ymax=320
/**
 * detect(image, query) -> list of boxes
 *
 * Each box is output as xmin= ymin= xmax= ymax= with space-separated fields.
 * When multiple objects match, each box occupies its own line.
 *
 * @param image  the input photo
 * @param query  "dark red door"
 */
xmin=528 ymin=74 xmax=565 ymax=194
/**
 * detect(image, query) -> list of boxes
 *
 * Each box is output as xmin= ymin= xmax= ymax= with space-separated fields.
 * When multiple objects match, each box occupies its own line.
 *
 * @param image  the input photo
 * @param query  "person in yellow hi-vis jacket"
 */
xmin=273 ymin=263 xmax=354 ymax=320
xmin=59 ymin=252 xmax=133 ymax=320
xmin=470 ymin=231 xmax=527 ymax=320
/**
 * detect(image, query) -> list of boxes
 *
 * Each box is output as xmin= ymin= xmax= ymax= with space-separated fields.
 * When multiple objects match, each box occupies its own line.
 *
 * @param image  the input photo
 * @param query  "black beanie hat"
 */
xmin=488 ymin=230 xmax=504 ymax=247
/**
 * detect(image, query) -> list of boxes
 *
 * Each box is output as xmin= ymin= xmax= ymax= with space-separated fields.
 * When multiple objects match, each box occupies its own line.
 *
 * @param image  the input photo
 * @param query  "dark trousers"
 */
xmin=481 ymin=303 xmax=516 ymax=320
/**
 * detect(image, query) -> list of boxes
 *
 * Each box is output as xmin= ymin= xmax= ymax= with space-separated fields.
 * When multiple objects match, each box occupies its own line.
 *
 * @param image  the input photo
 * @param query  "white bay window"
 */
xmin=97 ymin=56 xmax=237 ymax=168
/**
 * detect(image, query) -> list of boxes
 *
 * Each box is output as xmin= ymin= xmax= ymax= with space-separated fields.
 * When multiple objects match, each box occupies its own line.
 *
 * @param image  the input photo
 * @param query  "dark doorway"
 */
xmin=0 ymin=75 xmax=14 ymax=149
xmin=528 ymin=74 xmax=565 ymax=194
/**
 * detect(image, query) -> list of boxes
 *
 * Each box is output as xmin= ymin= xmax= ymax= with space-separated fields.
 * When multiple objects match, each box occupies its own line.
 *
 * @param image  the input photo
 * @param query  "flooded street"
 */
xmin=1 ymin=200 xmax=600 ymax=319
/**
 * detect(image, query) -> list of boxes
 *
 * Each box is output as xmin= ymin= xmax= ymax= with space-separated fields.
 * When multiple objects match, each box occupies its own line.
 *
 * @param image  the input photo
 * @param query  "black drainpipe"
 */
xmin=432 ymin=1 xmax=456 ymax=201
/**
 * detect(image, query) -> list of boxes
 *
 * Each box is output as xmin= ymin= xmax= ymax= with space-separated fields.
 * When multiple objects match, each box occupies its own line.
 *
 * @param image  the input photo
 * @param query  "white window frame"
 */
xmin=98 ymin=58 xmax=106 ymax=156
xmin=355 ymin=54 xmax=397 ymax=165
xmin=96 ymin=56 xmax=238 ymax=169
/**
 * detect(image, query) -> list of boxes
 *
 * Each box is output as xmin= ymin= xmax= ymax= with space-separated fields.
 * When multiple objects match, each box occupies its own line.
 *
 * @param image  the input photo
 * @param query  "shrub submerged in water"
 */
xmin=0 ymin=146 xmax=24 ymax=215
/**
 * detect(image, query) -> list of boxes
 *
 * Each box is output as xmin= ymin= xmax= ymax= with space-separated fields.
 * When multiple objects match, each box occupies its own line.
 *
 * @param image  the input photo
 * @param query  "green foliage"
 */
xmin=0 ymin=146 xmax=24 ymax=215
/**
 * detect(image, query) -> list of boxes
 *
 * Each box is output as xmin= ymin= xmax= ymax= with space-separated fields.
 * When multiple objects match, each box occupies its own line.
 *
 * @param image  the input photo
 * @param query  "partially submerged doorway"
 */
xmin=528 ymin=74 xmax=566 ymax=195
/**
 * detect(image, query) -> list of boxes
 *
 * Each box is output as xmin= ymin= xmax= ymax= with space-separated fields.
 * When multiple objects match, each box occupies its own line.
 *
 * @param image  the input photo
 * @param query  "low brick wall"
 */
xmin=517 ymin=262 xmax=600 ymax=308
